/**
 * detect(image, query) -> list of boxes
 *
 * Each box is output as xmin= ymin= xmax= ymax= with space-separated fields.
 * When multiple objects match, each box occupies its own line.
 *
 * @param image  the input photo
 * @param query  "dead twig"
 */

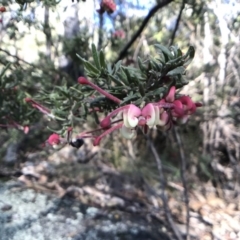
xmin=147 ymin=135 xmax=183 ymax=240
xmin=173 ymin=127 xmax=190 ymax=240
xmin=169 ymin=0 xmax=185 ymax=46
xmin=114 ymin=0 xmax=175 ymax=63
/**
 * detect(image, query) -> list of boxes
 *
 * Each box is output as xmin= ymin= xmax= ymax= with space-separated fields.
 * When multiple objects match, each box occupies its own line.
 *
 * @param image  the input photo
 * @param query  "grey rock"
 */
xmin=0 ymin=180 xmax=171 ymax=240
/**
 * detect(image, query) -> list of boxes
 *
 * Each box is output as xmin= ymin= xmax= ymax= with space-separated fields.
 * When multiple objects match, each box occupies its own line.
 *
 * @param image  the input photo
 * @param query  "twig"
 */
xmin=0 ymin=48 xmax=68 ymax=78
xmin=147 ymin=135 xmax=183 ymax=240
xmin=173 ymin=127 xmax=190 ymax=240
xmin=98 ymin=13 xmax=104 ymax=50
xmin=169 ymin=0 xmax=185 ymax=46
xmin=114 ymin=0 xmax=175 ymax=63
xmin=44 ymin=5 xmax=52 ymax=59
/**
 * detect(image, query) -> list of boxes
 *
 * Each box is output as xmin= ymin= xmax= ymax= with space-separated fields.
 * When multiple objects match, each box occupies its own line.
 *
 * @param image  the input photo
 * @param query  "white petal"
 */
xmin=120 ymin=125 xmax=135 ymax=139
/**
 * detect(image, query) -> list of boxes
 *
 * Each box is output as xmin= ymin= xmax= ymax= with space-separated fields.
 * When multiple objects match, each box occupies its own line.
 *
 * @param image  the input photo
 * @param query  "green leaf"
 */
xmin=91 ymin=43 xmax=100 ymax=70
xmin=0 ymin=62 xmax=11 ymax=80
xmin=76 ymin=54 xmax=86 ymax=62
xmin=149 ymin=58 xmax=162 ymax=72
xmin=47 ymin=126 xmax=62 ymax=134
xmin=107 ymin=63 xmax=113 ymax=74
xmin=138 ymin=82 xmax=145 ymax=97
xmin=138 ymin=57 xmax=147 ymax=72
xmin=84 ymin=61 xmax=99 ymax=75
xmin=109 ymin=75 xmax=125 ymax=86
xmin=113 ymin=60 xmax=122 ymax=75
xmin=123 ymin=67 xmax=132 ymax=83
xmin=76 ymin=54 xmax=99 ymax=75
xmin=121 ymin=92 xmax=141 ymax=105
xmin=118 ymin=68 xmax=129 ymax=85
xmin=71 ymin=101 xmax=83 ymax=113
xmin=183 ymin=46 xmax=195 ymax=67
xmin=99 ymin=49 xmax=106 ymax=68
xmin=154 ymin=44 xmax=174 ymax=60
xmin=166 ymin=66 xmax=185 ymax=76
xmin=70 ymin=86 xmax=83 ymax=95
xmin=145 ymin=87 xmax=167 ymax=97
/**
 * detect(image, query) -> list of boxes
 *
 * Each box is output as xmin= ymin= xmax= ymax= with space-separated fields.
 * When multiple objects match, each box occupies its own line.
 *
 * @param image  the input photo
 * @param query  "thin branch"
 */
xmin=169 ymin=0 xmax=185 ymax=46
xmin=147 ymin=135 xmax=183 ymax=240
xmin=98 ymin=13 xmax=104 ymax=50
xmin=173 ymin=127 xmax=190 ymax=240
xmin=44 ymin=5 xmax=52 ymax=59
xmin=114 ymin=0 xmax=175 ymax=63
xmin=0 ymin=48 xmax=68 ymax=78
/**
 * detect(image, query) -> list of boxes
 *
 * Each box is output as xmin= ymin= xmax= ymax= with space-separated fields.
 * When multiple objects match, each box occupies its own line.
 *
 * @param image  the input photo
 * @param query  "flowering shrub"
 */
xmin=23 ymin=43 xmax=201 ymax=149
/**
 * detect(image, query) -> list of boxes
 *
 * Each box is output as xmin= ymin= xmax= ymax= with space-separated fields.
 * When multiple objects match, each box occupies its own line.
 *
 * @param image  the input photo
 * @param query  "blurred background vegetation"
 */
xmin=1 ymin=0 xmax=240 ymax=239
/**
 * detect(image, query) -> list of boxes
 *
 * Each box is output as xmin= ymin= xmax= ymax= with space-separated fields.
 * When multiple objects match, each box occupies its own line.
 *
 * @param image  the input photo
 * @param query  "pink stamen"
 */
xmin=93 ymin=122 xmax=123 ymax=146
xmin=165 ymin=86 xmax=176 ymax=102
xmin=25 ymin=98 xmax=51 ymax=115
xmin=100 ymin=104 xmax=133 ymax=128
xmin=78 ymin=77 xmax=121 ymax=104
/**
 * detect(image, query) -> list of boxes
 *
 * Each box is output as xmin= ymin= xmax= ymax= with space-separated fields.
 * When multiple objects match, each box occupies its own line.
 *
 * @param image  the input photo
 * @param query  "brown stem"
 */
xmin=169 ymin=0 xmax=185 ymax=46
xmin=173 ymin=127 xmax=190 ymax=240
xmin=146 ymin=135 xmax=183 ymax=240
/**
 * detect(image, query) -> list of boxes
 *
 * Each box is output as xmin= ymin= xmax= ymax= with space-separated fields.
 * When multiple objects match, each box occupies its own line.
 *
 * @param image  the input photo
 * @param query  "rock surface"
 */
xmin=0 ymin=181 xmax=170 ymax=240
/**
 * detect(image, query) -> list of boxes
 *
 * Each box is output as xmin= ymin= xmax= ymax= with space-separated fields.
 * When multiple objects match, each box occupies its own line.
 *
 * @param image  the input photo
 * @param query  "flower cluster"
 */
xmin=97 ymin=0 xmax=116 ymax=14
xmin=32 ymin=75 xmax=201 ymax=149
xmin=71 ymin=77 xmax=201 ymax=147
xmin=95 ymin=91 xmax=201 ymax=146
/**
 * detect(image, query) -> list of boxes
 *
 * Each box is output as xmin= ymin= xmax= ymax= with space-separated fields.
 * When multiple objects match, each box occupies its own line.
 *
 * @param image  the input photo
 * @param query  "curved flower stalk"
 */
xmin=78 ymin=77 xmax=121 ymax=104
xmin=0 ymin=121 xmax=29 ymax=134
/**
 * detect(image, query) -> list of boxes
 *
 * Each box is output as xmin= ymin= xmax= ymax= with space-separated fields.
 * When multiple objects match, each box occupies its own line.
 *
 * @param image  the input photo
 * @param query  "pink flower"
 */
xmin=160 ymin=86 xmax=202 ymax=127
xmin=95 ymin=104 xmax=141 ymax=144
xmin=46 ymin=133 xmax=63 ymax=149
xmin=76 ymin=78 xmax=202 ymax=146
xmin=97 ymin=0 xmax=116 ymax=14
xmin=112 ymin=30 xmax=125 ymax=39
xmin=0 ymin=6 xmax=6 ymax=13
xmin=165 ymin=86 xmax=176 ymax=103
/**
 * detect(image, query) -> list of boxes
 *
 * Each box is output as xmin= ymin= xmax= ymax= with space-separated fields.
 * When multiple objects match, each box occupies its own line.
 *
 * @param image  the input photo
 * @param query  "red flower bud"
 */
xmin=98 ymin=0 xmax=116 ymax=14
xmin=47 ymin=133 xmax=61 ymax=146
xmin=0 ymin=7 xmax=6 ymax=13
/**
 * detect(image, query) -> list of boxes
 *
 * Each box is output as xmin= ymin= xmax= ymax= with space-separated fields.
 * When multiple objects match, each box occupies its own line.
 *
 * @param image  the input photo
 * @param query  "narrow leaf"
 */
xmin=99 ymin=50 xmax=106 ymax=68
xmin=166 ymin=66 xmax=185 ymax=76
xmin=183 ymin=46 xmax=195 ymax=67
xmin=154 ymin=44 xmax=174 ymax=60
xmin=91 ymin=44 xmax=100 ymax=69
xmin=84 ymin=61 xmax=99 ymax=75
xmin=0 ymin=62 xmax=11 ymax=79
